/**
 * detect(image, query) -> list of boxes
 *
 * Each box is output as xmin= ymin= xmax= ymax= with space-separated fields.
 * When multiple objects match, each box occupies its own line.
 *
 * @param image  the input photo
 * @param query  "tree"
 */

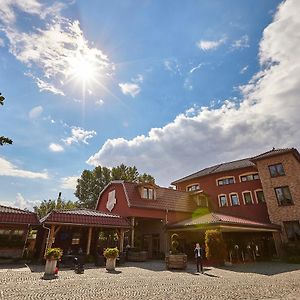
xmin=205 ymin=230 xmax=227 ymax=263
xmin=75 ymin=164 xmax=155 ymax=209
xmin=0 ymin=92 xmax=12 ymax=146
xmin=34 ymin=196 xmax=78 ymax=218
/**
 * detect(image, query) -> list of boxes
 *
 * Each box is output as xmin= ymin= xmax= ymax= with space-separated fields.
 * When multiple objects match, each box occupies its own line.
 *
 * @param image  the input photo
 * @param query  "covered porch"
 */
xmin=38 ymin=209 xmax=130 ymax=260
xmin=167 ymin=212 xmax=281 ymax=262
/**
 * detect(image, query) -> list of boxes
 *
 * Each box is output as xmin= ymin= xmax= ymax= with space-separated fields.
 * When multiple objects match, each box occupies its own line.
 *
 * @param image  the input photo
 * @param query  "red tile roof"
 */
xmin=0 ymin=205 xmax=39 ymax=225
xmin=40 ymin=208 xmax=130 ymax=228
xmin=168 ymin=212 xmax=280 ymax=230
xmin=122 ymin=182 xmax=197 ymax=212
xmin=251 ymin=148 xmax=300 ymax=162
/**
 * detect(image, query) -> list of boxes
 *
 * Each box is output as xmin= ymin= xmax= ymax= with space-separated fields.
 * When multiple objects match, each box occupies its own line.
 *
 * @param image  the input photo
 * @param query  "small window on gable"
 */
xmin=142 ymin=187 xmax=155 ymax=200
xmin=186 ymin=184 xmax=200 ymax=192
xmin=217 ymin=177 xmax=234 ymax=186
xmin=269 ymin=163 xmax=285 ymax=177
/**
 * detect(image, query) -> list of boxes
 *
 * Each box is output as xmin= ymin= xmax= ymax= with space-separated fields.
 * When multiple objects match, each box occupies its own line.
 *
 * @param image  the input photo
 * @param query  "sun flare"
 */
xmin=70 ymin=54 xmax=97 ymax=84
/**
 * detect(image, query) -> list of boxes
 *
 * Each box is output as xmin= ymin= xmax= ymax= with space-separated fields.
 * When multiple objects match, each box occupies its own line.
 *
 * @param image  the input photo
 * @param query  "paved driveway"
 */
xmin=0 ymin=261 xmax=299 ymax=299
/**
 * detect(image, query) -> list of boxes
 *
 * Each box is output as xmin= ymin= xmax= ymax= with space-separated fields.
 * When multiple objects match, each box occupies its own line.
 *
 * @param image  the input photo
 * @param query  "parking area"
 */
xmin=0 ymin=261 xmax=300 ymax=299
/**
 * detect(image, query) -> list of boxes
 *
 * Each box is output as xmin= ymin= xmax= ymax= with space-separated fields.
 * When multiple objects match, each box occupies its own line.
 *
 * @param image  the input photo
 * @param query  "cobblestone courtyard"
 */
xmin=0 ymin=261 xmax=300 ymax=300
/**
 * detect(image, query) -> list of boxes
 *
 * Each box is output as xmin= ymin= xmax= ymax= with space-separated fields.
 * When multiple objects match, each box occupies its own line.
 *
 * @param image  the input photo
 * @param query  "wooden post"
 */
xmin=131 ymin=217 xmax=135 ymax=247
xmin=86 ymin=227 xmax=93 ymax=255
xmin=119 ymin=229 xmax=124 ymax=253
xmin=45 ymin=225 xmax=55 ymax=257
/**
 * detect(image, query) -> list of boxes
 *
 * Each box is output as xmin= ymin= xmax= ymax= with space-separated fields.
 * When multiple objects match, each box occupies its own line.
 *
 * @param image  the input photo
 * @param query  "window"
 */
xmin=243 ymin=191 xmax=253 ymax=205
xmin=275 ymin=186 xmax=293 ymax=206
xmin=269 ymin=163 xmax=285 ymax=177
xmin=219 ymin=195 xmax=228 ymax=207
xmin=143 ymin=187 xmax=155 ymax=200
xmin=240 ymin=173 xmax=260 ymax=182
xmin=255 ymin=190 xmax=265 ymax=203
xmin=186 ymin=184 xmax=200 ymax=192
xmin=230 ymin=194 xmax=239 ymax=206
xmin=284 ymin=221 xmax=300 ymax=241
xmin=72 ymin=232 xmax=81 ymax=245
xmin=217 ymin=177 xmax=235 ymax=186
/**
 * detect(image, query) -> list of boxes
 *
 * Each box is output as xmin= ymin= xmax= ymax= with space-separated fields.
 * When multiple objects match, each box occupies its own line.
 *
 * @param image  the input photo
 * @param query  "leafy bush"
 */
xmin=287 ymin=255 xmax=300 ymax=264
xmin=103 ymin=247 xmax=119 ymax=258
xmin=45 ymin=248 xmax=63 ymax=260
xmin=205 ymin=230 xmax=227 ymax=261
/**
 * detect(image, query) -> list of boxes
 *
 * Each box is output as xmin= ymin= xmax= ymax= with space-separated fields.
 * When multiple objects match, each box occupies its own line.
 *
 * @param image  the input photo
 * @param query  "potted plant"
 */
xmin=103 ymin=247 xmax=119 ymax=271
xmin=44 ymin=248 xmax=63 ymax=279
xmin=165 ymin=233 xmax=187 ymax=269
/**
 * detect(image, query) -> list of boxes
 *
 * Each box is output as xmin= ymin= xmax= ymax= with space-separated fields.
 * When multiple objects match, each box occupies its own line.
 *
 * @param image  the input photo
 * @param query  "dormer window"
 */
xmin=143 ymin=187 xmax=155 ymax=200
xmin=186 ymin=184 xmax=200 ymax=192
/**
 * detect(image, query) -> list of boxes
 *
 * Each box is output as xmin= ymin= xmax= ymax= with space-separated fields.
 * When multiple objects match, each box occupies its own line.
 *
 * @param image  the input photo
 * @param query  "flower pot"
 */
xmin=165 ymin=254 xmax=187 ymax=270
xmin=106 ymin=257 xmax=116 ymax=271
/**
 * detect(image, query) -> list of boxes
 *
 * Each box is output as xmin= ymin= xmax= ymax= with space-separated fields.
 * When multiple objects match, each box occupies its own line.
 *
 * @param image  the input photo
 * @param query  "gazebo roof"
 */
xmin=40 ymin=208 xmax=130 ymax=228
xmin=0 ymin=205 xmax=39 ymax=225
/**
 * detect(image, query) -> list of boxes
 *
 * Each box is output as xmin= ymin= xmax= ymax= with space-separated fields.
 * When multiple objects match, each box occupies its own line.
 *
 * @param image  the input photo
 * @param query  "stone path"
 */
xmin=0 ymin=261 xmax=299 ymax=299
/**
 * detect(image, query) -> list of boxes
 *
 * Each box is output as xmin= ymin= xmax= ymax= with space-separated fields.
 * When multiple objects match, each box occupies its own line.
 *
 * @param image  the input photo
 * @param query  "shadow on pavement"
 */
xmin=219 ymin=262 xmax=300 ymax=276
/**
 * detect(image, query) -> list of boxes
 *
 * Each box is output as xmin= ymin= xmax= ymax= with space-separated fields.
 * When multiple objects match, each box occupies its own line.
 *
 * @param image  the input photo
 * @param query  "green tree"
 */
xmin=0 ymin=93 xmax=13 ymax=146
xmin=34 ymin=197 xmax=78 ymax=218
xmin=75 ymin=164 xmax=155 ymax=209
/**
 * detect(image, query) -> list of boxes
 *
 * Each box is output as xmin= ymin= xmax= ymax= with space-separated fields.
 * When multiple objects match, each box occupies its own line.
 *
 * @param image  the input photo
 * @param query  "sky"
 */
xmin=0 ymin=0 xmax=299 ymax=210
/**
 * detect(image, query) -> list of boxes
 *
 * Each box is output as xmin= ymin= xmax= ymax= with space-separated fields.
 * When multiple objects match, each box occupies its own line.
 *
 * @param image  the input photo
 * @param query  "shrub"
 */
xmin=205 ymin=230 xmax=227 ymax=261
xmin=287 ymin=255 xmax=300 ymax=264
xmin=103 ymin=247 xmax=119 ymax=259
xmin=45 ymin=248 xmax=63 ymax=260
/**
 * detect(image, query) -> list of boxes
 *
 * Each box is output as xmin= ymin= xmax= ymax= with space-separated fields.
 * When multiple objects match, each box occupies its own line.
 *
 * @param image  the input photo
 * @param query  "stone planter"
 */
xmin=127 ymin=251 xmax=148 ymax=262
xmin=165 ymin=254 xmax=187 ymax=270
xmin=43 ymin=259 xmax=57 ymax=279
xmin=106 ymin=257 xmax=116 ymax=271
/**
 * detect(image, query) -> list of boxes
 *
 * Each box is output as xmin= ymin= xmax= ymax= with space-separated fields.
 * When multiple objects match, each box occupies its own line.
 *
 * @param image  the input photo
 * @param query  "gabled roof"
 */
xmin=251 ymin=148 xmax=300 ymax=162
xmin=0 ymin=205 xmax=39 ymax=225
xmin=171 ymin=158 xmax=254 ymax=185
xmin=40 ymin=208 xmax=130 ymax=228
xmin=122 ymin=182 xmax=197 ymax=212
xmin=168 ymin=212 xmax=280 ymax=230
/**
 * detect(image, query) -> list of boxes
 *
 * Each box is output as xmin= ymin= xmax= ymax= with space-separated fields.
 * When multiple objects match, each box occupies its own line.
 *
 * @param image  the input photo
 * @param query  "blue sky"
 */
xmin=1 ymin=0 xmax=299 ymax=210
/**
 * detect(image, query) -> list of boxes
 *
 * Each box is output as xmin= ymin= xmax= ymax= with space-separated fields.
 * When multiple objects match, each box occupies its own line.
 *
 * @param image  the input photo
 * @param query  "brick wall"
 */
xmin=255 ymin=152 xmax=300 ymax=242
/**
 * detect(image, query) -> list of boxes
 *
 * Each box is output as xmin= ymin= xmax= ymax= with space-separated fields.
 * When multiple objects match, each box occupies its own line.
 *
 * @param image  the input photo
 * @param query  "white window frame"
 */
xmin=186 ymin=183 xmax=200 ymax=192
xmin=242 ymin=191 xmax=254 ymax=205
xmin=239 ymin=172 xmax=260 ymax=183
xmin=229 ymin=192 xmax=240 ymax=206
xmin=216 ymin=176 xmax=235 ymax=186
xmin=218 ymin=194 xmax=228 ymax=207
xmin=254 ymin=189 xmax=265 ymax=204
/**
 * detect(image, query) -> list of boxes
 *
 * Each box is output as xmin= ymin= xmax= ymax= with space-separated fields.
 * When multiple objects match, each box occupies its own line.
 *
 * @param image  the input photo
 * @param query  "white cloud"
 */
xmin=60 ymin=176 xmax=78 ymax=190
xmin=63 ymin=127 xmax=97 ymax=145
xmin=196 ymin=37 xmax=226 ymax=51
xmin=95 ymin=99 xmax=104 ymax=106
xmin=0 ymin=1 xmax=113 ymax=96
xmin=88 ymin=0 xmax=300 ymax=186
xmin=232 ymin=35 xmax=250 ymax=50
xmin=189 ymin=63 xmax=204 ymax=74
xmin=49 ymin=143 xmax=64 ymax=152
xmin=28 ymin=105 xmax=43 ymax=119
xmin=163 ymin=59 xmax=181 ymax=75
xmin=14 ymin=193 xmax=39 ymax=211
xmin=0 ymin=157 xmax=49 ymax=179
xmin=0 ymin=37 xmax=5 ymax=47
xmin=132 ymin=74 xmax=144 ymax=83
xmin=118 ymin=82 xmax=141 ymax=98
xmin=240 ymin=65 xmax=249 ymax=74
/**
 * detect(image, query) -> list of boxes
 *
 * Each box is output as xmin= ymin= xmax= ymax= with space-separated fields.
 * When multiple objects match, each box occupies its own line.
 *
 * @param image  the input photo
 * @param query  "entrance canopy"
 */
xmin=40 ymin=208 xmax=130 ymax=228
xmin=167 ymin=212 xmax=280 ymax=233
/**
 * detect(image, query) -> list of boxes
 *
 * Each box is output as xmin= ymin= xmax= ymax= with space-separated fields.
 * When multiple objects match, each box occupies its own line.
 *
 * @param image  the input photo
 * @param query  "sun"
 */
xmin=70 ymin=54 xmax=97 ymax=84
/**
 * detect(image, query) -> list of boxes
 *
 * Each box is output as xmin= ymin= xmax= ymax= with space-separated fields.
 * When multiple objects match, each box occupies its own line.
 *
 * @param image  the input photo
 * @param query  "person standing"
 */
xmin=194 ymin=243 xmax=203 ymax=273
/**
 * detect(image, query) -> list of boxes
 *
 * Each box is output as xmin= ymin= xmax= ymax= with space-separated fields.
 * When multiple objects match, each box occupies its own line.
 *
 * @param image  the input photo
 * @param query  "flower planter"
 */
xmin=106 ymin=257 xmax=116 ymax=271
xmin=43 ymin=259 xmax=58 ymax=280
xmin=165 ymin=254 xmax=187 ymax=270
xmin=127 ymin=251 xmax=148 ymax=262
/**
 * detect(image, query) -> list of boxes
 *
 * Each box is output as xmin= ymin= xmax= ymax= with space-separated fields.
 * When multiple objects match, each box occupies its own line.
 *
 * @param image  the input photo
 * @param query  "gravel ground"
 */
xmin=0 ymin=261 xmax=300 ymax=300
